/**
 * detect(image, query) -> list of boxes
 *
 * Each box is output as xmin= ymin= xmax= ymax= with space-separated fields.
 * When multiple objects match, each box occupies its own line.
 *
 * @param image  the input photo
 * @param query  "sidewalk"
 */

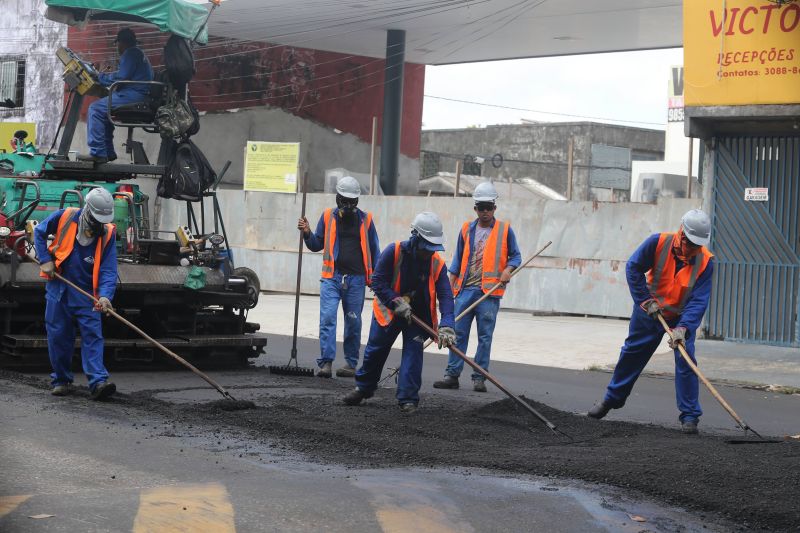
xmin=249 ymin=293 xmax=800 ymax=390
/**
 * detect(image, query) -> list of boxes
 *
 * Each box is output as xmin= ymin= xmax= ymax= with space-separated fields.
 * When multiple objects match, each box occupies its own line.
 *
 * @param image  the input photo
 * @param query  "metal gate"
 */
xmin=708 ymin=136 xmax=800 ymax=346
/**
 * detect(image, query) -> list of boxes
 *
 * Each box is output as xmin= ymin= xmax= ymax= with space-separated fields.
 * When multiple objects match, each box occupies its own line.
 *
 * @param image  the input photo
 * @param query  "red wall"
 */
xmin=68 ymin=27 xmax=424 ymax=158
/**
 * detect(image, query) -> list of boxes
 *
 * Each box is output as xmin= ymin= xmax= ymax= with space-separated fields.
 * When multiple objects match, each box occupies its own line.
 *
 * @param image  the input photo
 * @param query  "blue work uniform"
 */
xmin=304 ymin=208 xmax=380 ymax=369
xmin=355 ymin=239 xmax=455 ymax=405
xmin=34 ymin=209 xmax=118 ymax=390
xmin=444 ymin=219 xmax=521 ymax=381
xmin=603 ymin=234 xmax=714 ymax=423
xmin=88 ymin=46 xmax=153 ymax=159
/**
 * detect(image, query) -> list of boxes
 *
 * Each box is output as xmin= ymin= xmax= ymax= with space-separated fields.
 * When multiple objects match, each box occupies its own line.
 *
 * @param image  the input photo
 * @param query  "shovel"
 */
xmin=409 ymin=313 xmax=568 ymax=438
xmin=657 ymin=314 xmax=780 ymax=443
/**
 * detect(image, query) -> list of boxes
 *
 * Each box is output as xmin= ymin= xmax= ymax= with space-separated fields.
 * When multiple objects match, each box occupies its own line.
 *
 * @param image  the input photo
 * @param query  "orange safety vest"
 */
xmin=41 ymin=208 xmax=115 ymax=298
xmin=372 ymin=241 xmax=446 ymax=329
xmin=320 ymin=208 xmax=375 ymax=284
xmin=452 ymin=219 xmax=510 ymax=297
xmin=646 ymin=232 xmax=713 ymax=320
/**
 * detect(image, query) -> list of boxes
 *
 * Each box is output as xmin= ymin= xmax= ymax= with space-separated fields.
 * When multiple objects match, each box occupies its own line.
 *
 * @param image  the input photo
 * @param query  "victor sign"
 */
xmin=684 ymin=0 xmax=800 ymax=106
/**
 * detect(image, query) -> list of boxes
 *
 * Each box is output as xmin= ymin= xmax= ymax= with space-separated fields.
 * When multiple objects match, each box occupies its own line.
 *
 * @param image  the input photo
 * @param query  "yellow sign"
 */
xmin=243 ymin=141 xmax=300 ymax=193
xmin=0 ymin=122 xmax=36 ymax=151
xmin=684 ymin=0 xmax=800 ymax=106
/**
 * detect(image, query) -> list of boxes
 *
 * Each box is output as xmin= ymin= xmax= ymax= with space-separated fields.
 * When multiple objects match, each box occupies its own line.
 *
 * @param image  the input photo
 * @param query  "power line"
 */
xmin=423 ymin=95 xmax=665 ymax=127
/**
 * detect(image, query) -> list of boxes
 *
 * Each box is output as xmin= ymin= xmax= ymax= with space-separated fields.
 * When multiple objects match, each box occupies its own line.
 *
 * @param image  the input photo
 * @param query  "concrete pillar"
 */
xmin=379 ymin=29 xmax=405 ymax=196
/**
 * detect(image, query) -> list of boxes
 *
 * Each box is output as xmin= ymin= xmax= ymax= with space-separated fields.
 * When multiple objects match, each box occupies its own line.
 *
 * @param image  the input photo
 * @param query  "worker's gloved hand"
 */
xmin=40 ymin=261 xmax=55 ymax=279
xmin=668 ymin=326 xmax=687 ymax=349
xmin=437 ymin=326 xmax=456 ymax=349
xmin=640 ymin=298 xmax=661 ymax=318
xmin=499 ymin=267 xmax=513 ymax=285
xmin=392 ymin=297 xmax=412 ymax=323
xmin=94 ymin=296 xmax=113 ymax=314
xmin=297 ymin=216 xmax=310 ymax=236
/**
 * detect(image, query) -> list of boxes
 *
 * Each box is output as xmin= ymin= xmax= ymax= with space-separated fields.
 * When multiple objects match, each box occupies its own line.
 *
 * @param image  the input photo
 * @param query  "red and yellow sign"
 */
xmin=684 ymin=0 xmax=800 ymax=106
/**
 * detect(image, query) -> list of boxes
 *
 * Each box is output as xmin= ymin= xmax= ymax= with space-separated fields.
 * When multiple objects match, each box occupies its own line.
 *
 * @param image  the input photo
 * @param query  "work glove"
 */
xmin=40 ymin=261 xmax=55 ymax=279
xmin=437 ymin=326 xmax=456 ymax=349
xmin=668 ymin=326 xmax=687 ymax=350
xmin=392 ymin=297 xmax=412 ymax=323
xmin=640 ymin=298 xmax=661 ymax=318
xmin=94 ymin=296 xmax=113 ymax=314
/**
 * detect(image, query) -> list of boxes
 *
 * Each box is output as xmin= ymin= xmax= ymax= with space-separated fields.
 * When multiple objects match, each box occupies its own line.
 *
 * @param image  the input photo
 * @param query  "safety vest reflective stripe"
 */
xmin=453 ymin=219 xmax=510 ymax=297
xmin=373 ymin=243 xmax=445 ymax=329
xmin=645 ymin=232 xmax=713 ymax=319
xmin=321 ymin=208 xmax=336 ymax=277
xmin=321 ymin=209 xmax=374 ymax=284
xmin=43 ymin=208 xmax=115 ymax=298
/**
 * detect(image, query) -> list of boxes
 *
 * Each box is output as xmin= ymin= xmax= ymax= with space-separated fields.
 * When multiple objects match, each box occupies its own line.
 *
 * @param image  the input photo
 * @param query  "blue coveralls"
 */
xmin=34 ymin=209 xmax=118 ymax=391
xmin=603 ymin=234 xmax=714 ymax=423
xmin=355 ymin=239 xmax=455 ymax=405
xmin=444 ymin=219 xmax=521 ymax=381
xmin=87 ymin=46 xmax=153 ymax=159
xmin=303 ymin=208 xmax=380 ymax=368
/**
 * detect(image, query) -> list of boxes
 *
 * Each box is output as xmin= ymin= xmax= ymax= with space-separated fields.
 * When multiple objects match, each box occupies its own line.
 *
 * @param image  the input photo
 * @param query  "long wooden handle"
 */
xmin=657 ymin=314 xmax=750 ymax=431
xmin=291 ymin=171 xmax=309 ymax=359
xmin=410 ymin=314 xmax=558 ymax=432
xmin=37 ymin=259 xmax=235 ymax=400
xmin=423 ymin=240 xmax=553 ymax=349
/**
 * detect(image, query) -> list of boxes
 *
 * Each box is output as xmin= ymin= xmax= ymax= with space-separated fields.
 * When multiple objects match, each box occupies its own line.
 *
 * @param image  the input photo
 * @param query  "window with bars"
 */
xmin=0 ymin=57 xmax=25 ymax=109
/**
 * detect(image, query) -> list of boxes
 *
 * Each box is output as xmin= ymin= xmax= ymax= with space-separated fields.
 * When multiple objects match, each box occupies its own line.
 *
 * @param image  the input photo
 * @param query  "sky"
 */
xmin=421 ymin=48 xmax=684 ymax=131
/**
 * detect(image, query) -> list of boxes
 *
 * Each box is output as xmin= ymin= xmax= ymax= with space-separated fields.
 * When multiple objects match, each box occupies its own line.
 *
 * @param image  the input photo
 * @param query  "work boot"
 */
xmin=76 ymin=153 xmax=108 ymax=164
xmin=317 ymin=361 xmax=332 ymax=378
xmin=681 ymin=420 xmax=699 ymax=435
xmin=587 ymin=401 xmax=611 ymax=419
xmin=433 ymin=375 xmax=459 ymax=389
xmin=90 ymin=381 xmax=116 ymax=401
xmin=399 ymin=403 xmax=417 ymax=414
xmin=472 ymin=379 xmax=487 ymax=393
xmin=342 ymin=387 xmax=372 ymax=406
xmin=336 ymin=365 xmax=356 ymax=378
xmin=51 ymin=383 xmax=73 ymax=396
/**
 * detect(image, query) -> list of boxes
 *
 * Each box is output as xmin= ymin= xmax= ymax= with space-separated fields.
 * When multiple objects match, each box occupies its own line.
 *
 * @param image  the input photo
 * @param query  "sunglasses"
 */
xmin=680 ymin=233 xmax=701 ymax=249
xmin=474 ymin=202 xmax=496 ymax=212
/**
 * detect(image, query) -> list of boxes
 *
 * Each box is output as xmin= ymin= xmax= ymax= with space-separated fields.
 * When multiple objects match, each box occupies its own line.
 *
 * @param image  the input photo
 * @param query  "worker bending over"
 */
xmin=34 ymin=188 xmax=118 ymax=400
xmin=342 ymin=212 xmax=456 ymax=413
xmin=298 ymin=176 xmax=380 ymax=378
xmin=433 ymin=181 xmax=521 ymax=392
xmin=588 ymin=209 xmax=714 ymax=434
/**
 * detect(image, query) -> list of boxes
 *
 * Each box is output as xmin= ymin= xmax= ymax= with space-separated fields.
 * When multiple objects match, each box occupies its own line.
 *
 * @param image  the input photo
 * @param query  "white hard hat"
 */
xmin=681 ymin=209 xmax=711 ymax=246
xmin=410 ymin=211 xmax=445 ymax=247
xmin=473 ymin=181 xmax=498 ymax=202
xmin=336 ymin=176 xmax=361 ymax=198
xmin=84 ymin=188 xmax=115 ymax=223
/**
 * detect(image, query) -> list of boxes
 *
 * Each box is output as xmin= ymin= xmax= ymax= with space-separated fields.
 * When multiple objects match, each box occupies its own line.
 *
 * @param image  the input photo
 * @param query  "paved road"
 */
xmin=2 ymin=332 xmax=798 ymax=532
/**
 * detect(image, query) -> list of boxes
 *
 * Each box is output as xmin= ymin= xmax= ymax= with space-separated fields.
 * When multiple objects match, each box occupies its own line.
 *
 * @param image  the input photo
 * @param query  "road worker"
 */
xmin=588 ymin=209 xmax=714 ymax=434
xmin=342 ymin=212 xmax=456 ymax=413
xmin=433 ymin=181 xmax=521 ymax=392
xmin=298 ymin=176 xmax=380 ymax=378
xmin=33 ymin=188 xmax=118 ymax=400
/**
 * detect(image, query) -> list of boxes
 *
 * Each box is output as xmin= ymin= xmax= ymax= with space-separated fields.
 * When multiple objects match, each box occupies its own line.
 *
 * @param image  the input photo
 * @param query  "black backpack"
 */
xmin=158 ymin=140 xmax=216 ymax=201
xmin=164 ymin=35 xmax=195 ymax=91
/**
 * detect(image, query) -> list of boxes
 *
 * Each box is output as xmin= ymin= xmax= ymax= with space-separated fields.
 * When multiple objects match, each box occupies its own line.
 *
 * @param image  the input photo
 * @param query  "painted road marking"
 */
xmin=376 ymin=504 xmax=464 ymax=533
xmin=132 ymin=483 xmax=235 ymax=533
xmin=0 ymin=495 xmax=32 ymax=518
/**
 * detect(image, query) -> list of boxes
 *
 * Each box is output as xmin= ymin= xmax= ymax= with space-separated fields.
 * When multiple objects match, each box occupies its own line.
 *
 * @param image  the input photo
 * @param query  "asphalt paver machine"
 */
xmin=0 ymin=0 xmax=266 ymax=369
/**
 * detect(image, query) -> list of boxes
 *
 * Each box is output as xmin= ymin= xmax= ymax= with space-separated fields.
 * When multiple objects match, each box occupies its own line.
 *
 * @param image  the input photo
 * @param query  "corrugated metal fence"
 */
xmin=708 ymin=136 xmax=800 ymax=345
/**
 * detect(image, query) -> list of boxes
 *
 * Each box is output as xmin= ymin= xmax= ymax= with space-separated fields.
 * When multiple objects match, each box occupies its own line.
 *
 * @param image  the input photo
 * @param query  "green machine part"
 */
xmin=0 ymin=174 xmax=148 ymax=253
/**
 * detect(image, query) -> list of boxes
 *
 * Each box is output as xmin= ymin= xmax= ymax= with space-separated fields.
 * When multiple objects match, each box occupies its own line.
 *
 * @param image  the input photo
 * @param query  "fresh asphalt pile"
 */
xmin=3 ymin=369 xmax=799 ymax=531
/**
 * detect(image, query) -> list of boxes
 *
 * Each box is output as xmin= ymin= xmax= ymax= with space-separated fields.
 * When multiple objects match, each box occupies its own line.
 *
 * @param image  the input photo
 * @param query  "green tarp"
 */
xmin=45 ymin=0 xmax=210 ymax=44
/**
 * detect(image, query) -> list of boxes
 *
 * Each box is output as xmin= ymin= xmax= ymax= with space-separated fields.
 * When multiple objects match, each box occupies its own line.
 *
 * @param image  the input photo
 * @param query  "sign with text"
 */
xmin=243 ymin=141 xmax=300 ymax=193
xmin=744 ymin=187 xmax=769 ymax=201
xmin=684 ymin=0 xmax=800 ymax=106
xmin=667 ymin=65 xmax=685 ymax=122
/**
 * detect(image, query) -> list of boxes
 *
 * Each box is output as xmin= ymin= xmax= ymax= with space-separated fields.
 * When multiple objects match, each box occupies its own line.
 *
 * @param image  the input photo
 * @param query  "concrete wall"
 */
xmin=73 ymin=106 xmax=420 ymax=194
xmin=0 ymin=0 xmax=67 ymax=148
xmin=421 ymin=122 xmax=665 ymax=202
xmin=137 ymin=179 xmax=699 ymax=319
